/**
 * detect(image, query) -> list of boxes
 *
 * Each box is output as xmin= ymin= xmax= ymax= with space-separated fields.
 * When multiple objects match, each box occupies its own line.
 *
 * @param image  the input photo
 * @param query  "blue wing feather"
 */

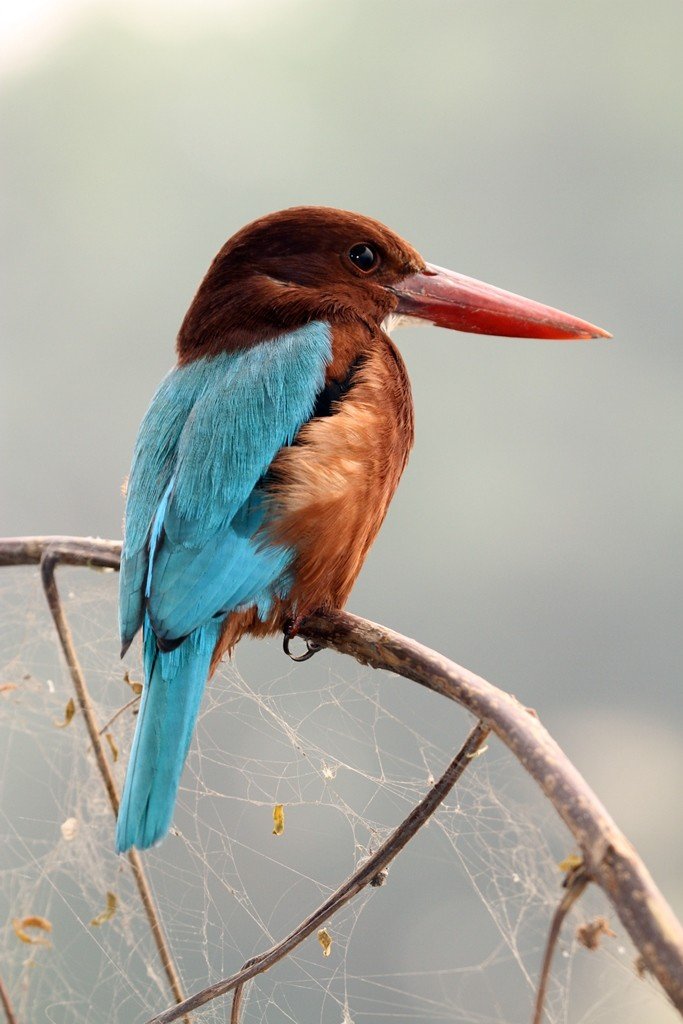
xmin=116 ymin=323 xmax=331 ymax=851
xmin=119 ymin=363 xmax=214 ymax=649
xmin=148 ymin=491 xmax=293 ymax=641
xmin=119 ymin=322 xmax=332 ymax=648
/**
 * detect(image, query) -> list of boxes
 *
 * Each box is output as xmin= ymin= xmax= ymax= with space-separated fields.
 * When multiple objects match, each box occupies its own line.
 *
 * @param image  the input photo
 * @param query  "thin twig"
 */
xmin=532 ymin=864 xmax=591 ymax=1024
xmin=2 ymin=537 xmax=683 ymax=1015
xmin=0 ymin=974 xmax=18 ymax=1024
xmin=98 ymin=695 xmax=140 ymax=736
xmin=147 ymin=721 xmax=490 ymax=1024
xmin=38 ymin=543 xmax=188 ymax=1020
xmin=229 ymin=981 xmax=245 ymax=1024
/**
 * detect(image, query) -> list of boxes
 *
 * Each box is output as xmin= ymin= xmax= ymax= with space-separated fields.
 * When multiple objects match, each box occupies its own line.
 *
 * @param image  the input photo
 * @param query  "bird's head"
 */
xmin=177 ymin=206 xmax=609 ymax=361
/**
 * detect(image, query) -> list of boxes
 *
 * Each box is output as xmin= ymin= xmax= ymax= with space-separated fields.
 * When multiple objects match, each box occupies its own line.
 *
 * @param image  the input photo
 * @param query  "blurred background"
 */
xmin=1 ymin=1 xmax=682 ymax=1022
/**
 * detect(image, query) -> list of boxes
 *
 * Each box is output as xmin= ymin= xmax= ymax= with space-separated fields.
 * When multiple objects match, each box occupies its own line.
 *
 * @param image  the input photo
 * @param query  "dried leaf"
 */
xmin=0 ymin=682 xmax=19 ymax=695
xmin=317 ymin=928 xmax=332 ymax=957
xmin=105 ymin=732 xmax=119 ymax=762
xmin=272 ymin=804 xmax=285 ymax=836
xmin=60 ymin=817 xmax=79 ymax=842
xmin=54 ymin=697 xmax=76 ymax=728
xmin=90 ymin=892 xmax=117 ymax=927
xmin=124 ymin=671 xmax=143 ymax=696
xmin=13 ymin=916 xmax=52 ymax=946
xmin=558 ymin=853 xmax=583 ymax=873
xmin=465 ymin=744 xmax=488 ymax=759
xmin=576 ymin=916 xmax=616 ymax=951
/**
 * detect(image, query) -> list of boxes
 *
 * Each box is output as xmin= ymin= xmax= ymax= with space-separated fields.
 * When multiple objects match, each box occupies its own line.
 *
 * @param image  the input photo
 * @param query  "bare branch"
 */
xmin=98 ymin=695 xmax=141 ymax=736
xmin=2 ymin=535 xmax=683 ymax=1015
xmin=0 ymin=973 xmax=19 ymax=1024
xmin=229 ymin=982 xmax=245 ymax=1024
xmin=37 ymin=543 xmax=188 ymax=1019
xmin=0 ymin=536 xmax=121 ymax=569
xmin=298 ymin=610 xmax=683 ymax=1012
xmin=147 ymin=721 xmax=490 ymax=1023
xmin=532 ymin=863 xmax=591 ymax=1024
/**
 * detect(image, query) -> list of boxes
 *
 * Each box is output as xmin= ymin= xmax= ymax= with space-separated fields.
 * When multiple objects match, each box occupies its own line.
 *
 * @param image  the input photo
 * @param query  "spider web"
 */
xmin=0 ymin=566 xmax=675 ymax=1024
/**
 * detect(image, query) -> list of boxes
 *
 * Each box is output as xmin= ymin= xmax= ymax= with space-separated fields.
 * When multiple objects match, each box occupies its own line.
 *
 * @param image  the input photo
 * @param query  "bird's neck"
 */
xmin=176 ymin=272 xmax=383 ymax=365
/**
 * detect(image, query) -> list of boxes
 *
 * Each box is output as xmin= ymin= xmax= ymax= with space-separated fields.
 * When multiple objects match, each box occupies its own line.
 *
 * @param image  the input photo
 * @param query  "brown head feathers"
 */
xmin=176 ymin=206 xmax=425 ymax=362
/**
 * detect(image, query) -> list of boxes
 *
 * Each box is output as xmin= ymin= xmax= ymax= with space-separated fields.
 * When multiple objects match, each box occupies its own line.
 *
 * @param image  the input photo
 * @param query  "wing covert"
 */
xmin=119 ymin=322 xmax=331 ymax=651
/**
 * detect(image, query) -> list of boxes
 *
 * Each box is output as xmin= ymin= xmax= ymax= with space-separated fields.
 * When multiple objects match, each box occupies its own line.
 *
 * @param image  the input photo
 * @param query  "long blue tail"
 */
xmin=115 ymin=617 xmax=220 ymax=853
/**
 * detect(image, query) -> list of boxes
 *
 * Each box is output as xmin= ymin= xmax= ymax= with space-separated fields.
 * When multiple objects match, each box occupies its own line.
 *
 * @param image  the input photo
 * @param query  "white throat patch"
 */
xmin=380 ymin=312 xmax=431 ymax=336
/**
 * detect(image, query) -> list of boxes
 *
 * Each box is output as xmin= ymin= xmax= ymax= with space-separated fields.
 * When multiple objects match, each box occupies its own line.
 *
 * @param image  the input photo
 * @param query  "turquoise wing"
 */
xmin=118 ymin=322 xmax=332 ymax=651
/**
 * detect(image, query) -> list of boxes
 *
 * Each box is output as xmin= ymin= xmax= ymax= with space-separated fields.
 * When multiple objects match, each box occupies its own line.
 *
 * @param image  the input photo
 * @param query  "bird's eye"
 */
xmin=348 ymin=243 xmax=378 ymax=273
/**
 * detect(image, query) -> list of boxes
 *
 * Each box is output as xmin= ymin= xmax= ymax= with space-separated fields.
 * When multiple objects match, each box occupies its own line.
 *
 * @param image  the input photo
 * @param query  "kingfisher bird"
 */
xmin=116 ymin=206 xmax=609 ymax=852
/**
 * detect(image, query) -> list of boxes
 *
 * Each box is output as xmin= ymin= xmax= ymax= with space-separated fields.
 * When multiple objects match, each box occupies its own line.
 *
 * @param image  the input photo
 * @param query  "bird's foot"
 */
xmin=283 ymin=616 xmax=321 ymax=662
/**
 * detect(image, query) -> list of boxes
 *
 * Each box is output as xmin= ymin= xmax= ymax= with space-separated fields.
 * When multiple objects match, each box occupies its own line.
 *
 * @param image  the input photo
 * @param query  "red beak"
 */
xmin=390 ymin=263 xmax=611 ymax=340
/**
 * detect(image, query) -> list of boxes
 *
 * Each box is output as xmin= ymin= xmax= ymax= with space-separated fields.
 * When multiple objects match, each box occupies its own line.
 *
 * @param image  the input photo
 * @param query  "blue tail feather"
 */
xmin=115 ymin=616 xmax=221 ymax=853
xmin=116 ymin=326 xmax=333 ymax=852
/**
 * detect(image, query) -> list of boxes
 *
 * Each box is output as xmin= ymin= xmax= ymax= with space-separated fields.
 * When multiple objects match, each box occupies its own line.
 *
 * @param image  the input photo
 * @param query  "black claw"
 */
xmin=282 ymin=632 xmax=321 ymax=662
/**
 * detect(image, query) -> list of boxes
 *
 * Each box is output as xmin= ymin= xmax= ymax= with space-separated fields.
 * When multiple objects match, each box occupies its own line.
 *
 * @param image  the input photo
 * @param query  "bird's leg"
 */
xmin=282 ymin=615 xmax=322 ymax=662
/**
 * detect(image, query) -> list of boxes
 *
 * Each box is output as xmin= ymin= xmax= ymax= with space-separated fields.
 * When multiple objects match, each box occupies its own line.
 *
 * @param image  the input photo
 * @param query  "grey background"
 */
xmin=1 ymin=2 xmax=682 ymax=1022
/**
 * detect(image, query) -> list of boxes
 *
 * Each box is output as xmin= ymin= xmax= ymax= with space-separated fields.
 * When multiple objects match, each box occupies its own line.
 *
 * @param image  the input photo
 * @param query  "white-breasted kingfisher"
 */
xmin=116 ymin=206 xmax=609 ymax=852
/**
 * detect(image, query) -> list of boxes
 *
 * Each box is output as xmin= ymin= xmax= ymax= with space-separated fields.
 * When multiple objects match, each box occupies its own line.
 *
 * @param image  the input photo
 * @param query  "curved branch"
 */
xmin=38 ymin=543 xmax=187 ymax=1013
xmin=299 ymin=610 xmax=683 ymax=1010
xmin=2 ymin=536 xmax=682 ymax=1014
xmin=1 ymin=538 xmax=187 ymax=1017
xmin=148 ymin=721 xmax=490 ymax=1024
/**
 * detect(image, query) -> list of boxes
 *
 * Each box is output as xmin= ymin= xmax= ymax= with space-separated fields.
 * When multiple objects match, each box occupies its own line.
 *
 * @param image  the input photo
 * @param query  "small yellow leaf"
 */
xmin=272 ymin=804 xmax=285 ymax=836
xmin=317 ymin=928 xmax=332 ymax=957
xmin=13 ymin=916 xmax=52 ymax=946
xmin=54 ymin=698 xmax=76 ymax=729
xmin=90 ymin=892 xmax=117 ymax=927
xmin=124 ymin=671 xmax=143 ymax=696
xmin=0 ymin=682 xmax=19 ymax=695
xmin=105 ymin=732 xmax=119 ymax=762
xmin=559 ymin=853 xmax=583 ymax=873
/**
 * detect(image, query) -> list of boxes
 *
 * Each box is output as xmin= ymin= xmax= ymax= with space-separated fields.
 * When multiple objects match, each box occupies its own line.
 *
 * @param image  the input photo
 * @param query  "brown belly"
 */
xmin=211 ymin=337 xmax=414 ymax=667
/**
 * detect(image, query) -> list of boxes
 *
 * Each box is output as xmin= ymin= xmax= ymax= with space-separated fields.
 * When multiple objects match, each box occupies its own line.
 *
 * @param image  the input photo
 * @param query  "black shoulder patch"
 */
xmin=313 ymin=355 xmax=366 ymax=419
